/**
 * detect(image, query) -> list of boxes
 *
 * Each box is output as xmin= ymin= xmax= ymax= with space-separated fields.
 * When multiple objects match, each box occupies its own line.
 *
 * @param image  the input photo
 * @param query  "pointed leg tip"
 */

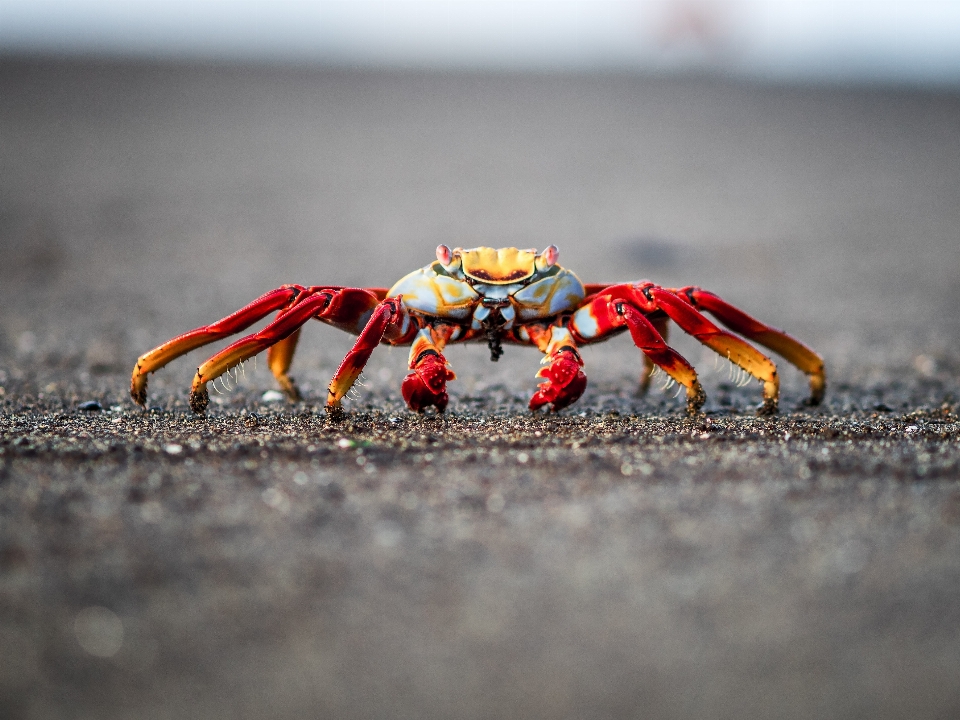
xmin=325 ymin=401 xmax=346 ymax=420
xmin=281 ymin=378 xmax=303 ymax=402
xmin=757 ymin=397 xmax=779 ymax=416
xmin=130 ymin=376 xmax=148 ymax=407
xmin=189 ymin=388 xmax=209 ymax=415
xmin=685 ymin=383 xmax=706 ymax=416
xmin=805 ymin=379 xmax=826 ymax=406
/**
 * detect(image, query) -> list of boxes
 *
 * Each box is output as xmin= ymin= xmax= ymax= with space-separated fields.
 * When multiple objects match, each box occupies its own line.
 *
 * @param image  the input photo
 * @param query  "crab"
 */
xmin=130 ymin=245 xmax=825 ymax=415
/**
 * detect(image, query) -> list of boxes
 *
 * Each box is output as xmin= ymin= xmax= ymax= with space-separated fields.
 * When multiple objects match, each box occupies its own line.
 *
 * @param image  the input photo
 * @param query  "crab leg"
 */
xmin=131 ymin=285 xmax=305 ymax=406
xmin=401 ymin=326 xmax=457 ymax=412
xmin=606 ymin=284 xmax=780 ymax=414
xmin=190 ymin=292 xmax=337 ymax=413
xmin=569 ymin=285 xmax=706 ymax=415
xmin=638 ymin=315 xmax=669 ymax=396
xmin=326 ymin=298 xmax=405 ymax=411
xmin=621 ymin=306 xmax=706 ymax=413
xmin=266 ymin=328 xmax=303 ymax=401
xmin=570 ymin=298 xmax=705 ymax=414
xmin=677 ymin=287 xmax=826 ymax=405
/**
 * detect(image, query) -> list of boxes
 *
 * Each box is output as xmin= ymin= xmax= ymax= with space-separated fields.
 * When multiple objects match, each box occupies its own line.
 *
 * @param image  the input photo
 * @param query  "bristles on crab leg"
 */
xmin=326 ymin=298 xmax=404 ymax=411
xmin=646 ymin=288 xmax=779 ymax=415
xmin=189 ymin=293 xmax=333 ymax=414
xmin=130 ymin=285 xmax=304 ymax=407
xmin=637 ymin=316 xmax=669 ymax=396
xmin=612 ymin=302 xmax=705 ymax=415
xmin=678 ymin=286 xmax=826 ymax=405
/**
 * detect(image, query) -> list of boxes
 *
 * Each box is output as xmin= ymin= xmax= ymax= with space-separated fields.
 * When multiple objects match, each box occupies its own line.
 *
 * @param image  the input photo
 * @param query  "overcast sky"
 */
xmin=3 ymin=0 xmax=960 ymax=83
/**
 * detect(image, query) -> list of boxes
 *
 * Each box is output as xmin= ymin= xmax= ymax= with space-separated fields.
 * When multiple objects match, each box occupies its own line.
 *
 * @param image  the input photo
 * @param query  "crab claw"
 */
xmin=402 ymin=353 xmax=456 ymax=412
xmin=529 ymin=348 xmax=587 ymax=412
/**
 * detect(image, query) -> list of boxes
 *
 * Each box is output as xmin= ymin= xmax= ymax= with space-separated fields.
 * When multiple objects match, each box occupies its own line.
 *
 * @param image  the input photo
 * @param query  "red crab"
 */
xmin=130 ymin=245 xmax=825 ymax=415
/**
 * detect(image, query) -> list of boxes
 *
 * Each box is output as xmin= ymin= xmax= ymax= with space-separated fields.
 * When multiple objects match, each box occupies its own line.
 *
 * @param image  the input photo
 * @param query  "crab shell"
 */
xmin=386 ymin=245 xmax=586 ymax=332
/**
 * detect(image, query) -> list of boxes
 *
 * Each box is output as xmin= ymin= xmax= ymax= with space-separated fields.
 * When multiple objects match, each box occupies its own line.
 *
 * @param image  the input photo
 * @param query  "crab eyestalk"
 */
xmin=436 ymin=244 xmax=461 ymax=274
xmin=535 ymin=244 xmax=559 ymax=272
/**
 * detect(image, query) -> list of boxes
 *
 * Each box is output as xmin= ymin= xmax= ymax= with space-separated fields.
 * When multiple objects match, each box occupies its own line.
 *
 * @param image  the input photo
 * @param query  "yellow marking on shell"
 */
xmin=459 ymin=247 xmax=537 ymax=285
xmin=387 ymin=268 xmax=479 ymax=319
xmin=514 ymin=269 xmax=585 ymax=321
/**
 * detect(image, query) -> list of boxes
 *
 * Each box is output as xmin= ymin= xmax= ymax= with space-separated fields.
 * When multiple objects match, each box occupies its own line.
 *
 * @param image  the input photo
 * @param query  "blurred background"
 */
xmin=4 ymin=0 xmax=960 ymax=84
xmin=2 ymin=0 xmax=959 ymax=408
xmin=3 ymin=4 xmax=960 ymax=719
xmin=1 ymin=0 xmax=959 ymax=406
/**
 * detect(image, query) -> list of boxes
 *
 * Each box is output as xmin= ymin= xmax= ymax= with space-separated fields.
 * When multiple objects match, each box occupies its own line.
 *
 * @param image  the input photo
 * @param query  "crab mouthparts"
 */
xmin=481 ymin=297 xmax=511 ymax=308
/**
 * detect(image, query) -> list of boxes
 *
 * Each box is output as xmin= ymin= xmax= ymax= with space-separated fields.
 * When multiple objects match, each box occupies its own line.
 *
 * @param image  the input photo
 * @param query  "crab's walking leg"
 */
xmin=678 ymin=287 xmax=826 ymax=405
xmin=638 ymin=315 xmax=669 ymax=396
xmin=401 ymin=326 xmax=457 ymax=412
xmin=130 ymin=286 xmax=304 ymax=406
xmin=326 ymin=298 xmax=405 ymax=411
xmin=643 ymin=286 xmax=780 ymax=415
xmin=267 ymin=328 xmax=303 ymax=401
xmin=526 ymin=325 xmax=588 ymax=412
xmin=622 ymin=307 xmax=706 ymax=413
xmin=190 ymin=293 xmax=336 ymax=413
xmin=571 ymin=295 xmax=705 ymax=414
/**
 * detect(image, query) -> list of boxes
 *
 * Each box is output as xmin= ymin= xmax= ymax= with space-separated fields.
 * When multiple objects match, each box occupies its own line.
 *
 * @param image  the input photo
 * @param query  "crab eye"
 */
xmin=536 ymin=245 xmax=559 ymax=271
xmin=436 ymin=244 xmax=453 ymax=266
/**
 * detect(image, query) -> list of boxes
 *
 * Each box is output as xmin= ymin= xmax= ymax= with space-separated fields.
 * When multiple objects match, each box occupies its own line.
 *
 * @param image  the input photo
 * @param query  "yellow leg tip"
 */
xmin=758 ymin=379 xmax=779 ymax=415
xmin=806 ymin=371 xmax=826 ymax=406
xmin=757 ymin=397 xmax=778 ymax=416
xmin=325 ymin=400 xmax=345 ymax=420
xmin=130 ymin=373 xmax=148 ymax=406
xmin=686 ymin=382 xmax=706 ymax=415
xmin=189 ymin=388 xmax=209 ymax=415
xmin=277 ymin=375 xmax=302 ymax=402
